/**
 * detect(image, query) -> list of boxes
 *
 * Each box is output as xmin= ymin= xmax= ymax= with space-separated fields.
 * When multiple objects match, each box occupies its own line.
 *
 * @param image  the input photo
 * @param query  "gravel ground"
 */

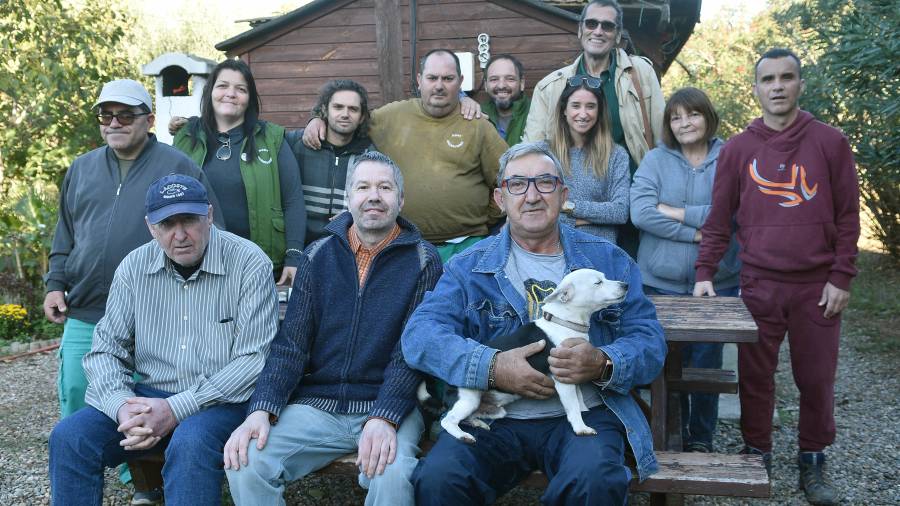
xmin=2 ymin=329 xmax=897 ymax=505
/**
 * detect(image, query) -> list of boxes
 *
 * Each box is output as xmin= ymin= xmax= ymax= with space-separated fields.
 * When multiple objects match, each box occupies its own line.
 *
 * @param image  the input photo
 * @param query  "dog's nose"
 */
xmin=622 ymin=282 xmax=629 ymax=292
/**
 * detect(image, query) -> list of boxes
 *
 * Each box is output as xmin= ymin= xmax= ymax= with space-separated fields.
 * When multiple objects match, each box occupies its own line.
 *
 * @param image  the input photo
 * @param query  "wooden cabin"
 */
xmin=216 ymin=0 xmax=701 ymax=128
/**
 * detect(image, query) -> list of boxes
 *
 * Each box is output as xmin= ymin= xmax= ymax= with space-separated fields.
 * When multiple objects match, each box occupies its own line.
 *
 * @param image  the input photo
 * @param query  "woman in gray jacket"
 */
xmin=631 ymin=87 xmax=740 ymax=453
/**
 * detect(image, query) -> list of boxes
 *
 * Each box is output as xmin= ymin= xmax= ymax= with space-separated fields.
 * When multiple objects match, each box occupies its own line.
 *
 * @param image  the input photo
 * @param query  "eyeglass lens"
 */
xmin=215 ymin=134 xmax=232 ymax=161
xmin=96 ymin=111 xmax=144 ymax=126
xmin=504 ymin=175 xmax=559 ymax=195
xmin=583 ymin=18 xmax=617 ymax=33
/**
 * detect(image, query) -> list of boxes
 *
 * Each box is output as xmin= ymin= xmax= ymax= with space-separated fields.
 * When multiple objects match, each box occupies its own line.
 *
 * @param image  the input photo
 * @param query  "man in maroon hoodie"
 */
xmin=693 ymin=48 xmax=859 ymax=506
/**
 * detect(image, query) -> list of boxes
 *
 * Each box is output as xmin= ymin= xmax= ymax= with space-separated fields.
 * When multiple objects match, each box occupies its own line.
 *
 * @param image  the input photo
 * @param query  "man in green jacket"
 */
xmin=481 ymin=54 xmax=530 ymax=146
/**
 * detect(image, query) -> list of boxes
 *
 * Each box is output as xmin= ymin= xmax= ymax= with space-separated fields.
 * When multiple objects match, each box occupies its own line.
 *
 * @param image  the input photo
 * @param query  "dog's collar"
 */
xmin=543 ymin=311 xmax=590 ymax=333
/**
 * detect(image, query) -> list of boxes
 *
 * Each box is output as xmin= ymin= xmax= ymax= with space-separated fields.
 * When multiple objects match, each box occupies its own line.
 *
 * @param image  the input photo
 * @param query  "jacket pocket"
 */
xmin=646 ymin=241 xmax=690 ymax=283
xmin=739 ymin=224 xmax=834 ymax=273
xmin=271 ymin=207 xmax=286 ymax=233
xmin=467 ymin=299 xmax=518 ymax=342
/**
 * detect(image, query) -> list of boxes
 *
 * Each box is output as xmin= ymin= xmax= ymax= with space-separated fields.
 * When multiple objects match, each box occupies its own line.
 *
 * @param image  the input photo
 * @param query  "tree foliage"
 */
xmin=0 ymin=0 xmax=136 ymax=184
xmin=662 ymin=4 xmax=798 ymax=139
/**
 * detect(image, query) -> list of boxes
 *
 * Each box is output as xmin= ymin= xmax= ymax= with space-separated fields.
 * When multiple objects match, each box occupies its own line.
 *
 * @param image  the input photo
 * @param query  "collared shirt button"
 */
xmin=182 ymin=315 xmax=188 ymax=320
xmin=180 ymin=344 xmax=186 ymax=350
xmin=183 ymin=284 xmax=188 ymax=289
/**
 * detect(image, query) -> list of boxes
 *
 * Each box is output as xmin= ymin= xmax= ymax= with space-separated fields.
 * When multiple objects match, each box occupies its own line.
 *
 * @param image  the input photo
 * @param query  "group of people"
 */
xmin=44 ymin=1 xmax=858 ymax=505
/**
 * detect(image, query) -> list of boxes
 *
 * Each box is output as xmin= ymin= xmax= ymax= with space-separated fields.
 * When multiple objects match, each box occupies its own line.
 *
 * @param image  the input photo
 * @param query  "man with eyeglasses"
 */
xmin=44 ymin=79 xmax=220 ymax=423
xmin=402 ymin=142 xmax=665 ymax=504
xmin=524 ymin=0 xmax=664 ymax=256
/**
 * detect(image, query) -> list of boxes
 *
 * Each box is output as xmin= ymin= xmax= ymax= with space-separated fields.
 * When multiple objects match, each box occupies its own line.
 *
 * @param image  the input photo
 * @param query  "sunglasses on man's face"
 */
xmin=96 ymin=111 xmax=150 ymax=126
xmin=583 ymin=18 xmax=618 ymax=33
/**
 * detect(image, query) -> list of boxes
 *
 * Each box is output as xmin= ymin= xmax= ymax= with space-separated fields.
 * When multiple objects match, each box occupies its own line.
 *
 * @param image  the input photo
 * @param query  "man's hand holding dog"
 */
xmin=357 ymin=418 xmax=397 ymax=479
xmin=549 ymin=338 xmax=609 ymax=384
xmin=224 ymin=410 xmax=272 ymax=470
xmin=494 ymin=340 xmax=555 ymax=399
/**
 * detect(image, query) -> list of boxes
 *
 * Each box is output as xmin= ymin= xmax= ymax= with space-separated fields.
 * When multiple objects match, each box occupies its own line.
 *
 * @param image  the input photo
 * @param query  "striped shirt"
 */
xmin=347 ymin=223 xmax=401 ymax=286
xmin=83 ymin=226 xmax=278 ymax=422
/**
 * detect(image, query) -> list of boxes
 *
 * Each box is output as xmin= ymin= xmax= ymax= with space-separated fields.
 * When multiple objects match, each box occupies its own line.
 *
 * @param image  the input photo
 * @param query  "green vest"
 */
xmin=173 ymin=120 xmax=287 ymax=268
xmin=483 ymin=95 xmax=530 ymax=146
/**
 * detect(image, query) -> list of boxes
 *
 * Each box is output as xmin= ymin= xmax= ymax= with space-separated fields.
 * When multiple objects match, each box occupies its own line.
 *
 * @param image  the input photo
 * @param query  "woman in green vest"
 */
xmin=173 ymin=59 xmax=305 ymax=285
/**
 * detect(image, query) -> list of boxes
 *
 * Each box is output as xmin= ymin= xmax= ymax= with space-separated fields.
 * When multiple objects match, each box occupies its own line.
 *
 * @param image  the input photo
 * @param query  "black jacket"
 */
xmin=286 ymin=129 xmax=372 ymax=245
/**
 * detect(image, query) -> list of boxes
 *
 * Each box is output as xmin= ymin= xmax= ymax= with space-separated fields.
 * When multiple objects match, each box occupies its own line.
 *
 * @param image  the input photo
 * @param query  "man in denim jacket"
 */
xmin=402 ymin=142 xmax=666 ymax=504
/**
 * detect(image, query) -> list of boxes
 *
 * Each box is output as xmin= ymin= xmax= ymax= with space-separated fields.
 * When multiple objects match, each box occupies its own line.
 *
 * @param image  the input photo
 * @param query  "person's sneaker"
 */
xmin=684 ymin=441 xmax=712 ymax=453
xmin=798 ymin=451 xmax=839 ymax=505
xmin=131 ymin=488 xmax=163 ymax=505
xmin=739 ymin=445 xmax=772 ymax=477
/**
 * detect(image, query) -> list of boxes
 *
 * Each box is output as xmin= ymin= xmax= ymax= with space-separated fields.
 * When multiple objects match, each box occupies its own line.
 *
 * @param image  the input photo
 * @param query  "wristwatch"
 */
xmin=562 ymin=200 xmax=575 ymax=214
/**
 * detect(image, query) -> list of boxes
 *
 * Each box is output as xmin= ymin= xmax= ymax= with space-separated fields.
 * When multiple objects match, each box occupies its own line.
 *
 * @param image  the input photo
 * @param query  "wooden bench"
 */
xmin=308 ymin=449 xmax=770 ymax=499
xmin=130 ymin=448 xmax=769 ymax=502
xmin=131 ymin=295 xmax=764 ymax=503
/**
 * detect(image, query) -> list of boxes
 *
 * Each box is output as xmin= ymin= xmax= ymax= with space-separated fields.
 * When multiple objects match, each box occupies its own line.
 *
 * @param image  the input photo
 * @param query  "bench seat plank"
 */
xmin=310 ymin=451 xmax=770 ymax=498
xmin=667 ymin=368 xmax=738 ymax=394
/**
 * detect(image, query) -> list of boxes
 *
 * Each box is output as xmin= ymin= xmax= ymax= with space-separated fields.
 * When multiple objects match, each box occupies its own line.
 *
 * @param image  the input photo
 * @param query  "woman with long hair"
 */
xmin=630 ymin=87 xmax=741 ymax=452
xmin=173 ymin=59 xmax=305 ymax=285
xmin=547 ymin=77 xmax=630 ymax=243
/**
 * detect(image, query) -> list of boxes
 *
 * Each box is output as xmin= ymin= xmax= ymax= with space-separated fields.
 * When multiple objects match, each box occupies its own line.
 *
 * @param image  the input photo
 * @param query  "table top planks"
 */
xmin=650 ymin=295 xmax=757 ymax=343
xmin=278 ymin=290 xmax=757 ymax=344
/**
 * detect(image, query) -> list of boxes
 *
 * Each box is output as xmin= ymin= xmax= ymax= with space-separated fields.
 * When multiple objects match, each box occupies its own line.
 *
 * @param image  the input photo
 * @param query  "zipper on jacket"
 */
xmin=336 ymin=236 xmax=411 ymax=410
xmin=328 ymin=154 xmax=339 ymax=217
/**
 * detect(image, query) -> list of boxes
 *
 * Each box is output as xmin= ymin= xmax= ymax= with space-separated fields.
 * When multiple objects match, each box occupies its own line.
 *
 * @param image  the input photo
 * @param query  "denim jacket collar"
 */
xmin=472 ymin=223 xmax=601 ymax=275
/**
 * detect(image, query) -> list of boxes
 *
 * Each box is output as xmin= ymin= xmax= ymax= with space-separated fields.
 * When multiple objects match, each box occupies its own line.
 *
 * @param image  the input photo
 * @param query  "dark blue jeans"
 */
xmin=412 ymin=405 xmax=631 ymax=505
xmin=644 ymin=285 xmax=739 ymax=450
xmin=49 ymin=384 xmax=247 ymax=506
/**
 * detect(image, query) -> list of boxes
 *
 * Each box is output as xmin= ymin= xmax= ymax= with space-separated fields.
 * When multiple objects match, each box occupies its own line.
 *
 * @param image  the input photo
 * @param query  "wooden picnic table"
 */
xmin=648 ymin=295 xmax=757 ymax=452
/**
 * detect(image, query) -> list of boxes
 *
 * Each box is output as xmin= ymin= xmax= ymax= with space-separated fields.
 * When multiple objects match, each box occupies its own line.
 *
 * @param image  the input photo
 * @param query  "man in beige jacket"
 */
xmin=523 ymin=0 xmax=664 ymax=256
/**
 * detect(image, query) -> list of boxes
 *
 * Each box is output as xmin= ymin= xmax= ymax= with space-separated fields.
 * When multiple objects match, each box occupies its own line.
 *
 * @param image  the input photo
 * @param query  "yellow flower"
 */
xmin=0 ymin=304 xmax=27 ymax=322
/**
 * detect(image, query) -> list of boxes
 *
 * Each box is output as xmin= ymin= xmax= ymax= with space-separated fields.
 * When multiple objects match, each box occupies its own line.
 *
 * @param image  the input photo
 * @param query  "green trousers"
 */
xmin=57 ymin=318 xmax=95 ymax=418
xmin=435 ymin=236 xmax=485 ymax=264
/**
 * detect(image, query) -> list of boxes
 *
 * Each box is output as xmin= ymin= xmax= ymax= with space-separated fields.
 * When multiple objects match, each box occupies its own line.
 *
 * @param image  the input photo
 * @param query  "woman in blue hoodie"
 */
xmin=630 ymin=87 xmax=740 ymax=453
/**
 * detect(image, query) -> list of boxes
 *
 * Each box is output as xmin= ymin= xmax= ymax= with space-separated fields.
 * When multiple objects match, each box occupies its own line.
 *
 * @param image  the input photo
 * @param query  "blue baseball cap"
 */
xmin=145 ymin=174 xmax=209 ymax=225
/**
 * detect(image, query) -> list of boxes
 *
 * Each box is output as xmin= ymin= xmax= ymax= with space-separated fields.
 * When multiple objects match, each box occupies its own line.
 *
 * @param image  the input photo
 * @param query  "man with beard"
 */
xmin=482 ymin=54 xmax=530 ymax=146
xmin=287 ymin=80 xmax=373 ymax=244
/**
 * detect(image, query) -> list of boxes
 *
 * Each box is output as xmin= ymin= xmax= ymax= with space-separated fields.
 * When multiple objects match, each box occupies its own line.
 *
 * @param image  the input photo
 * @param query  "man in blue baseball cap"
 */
xmin=49 ymin=174 xmax=278 ymax=505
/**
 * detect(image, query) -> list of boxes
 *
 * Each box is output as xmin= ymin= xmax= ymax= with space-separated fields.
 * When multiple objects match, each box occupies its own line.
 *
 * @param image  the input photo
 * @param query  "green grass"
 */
xmin=843 ymin=250 xmax=899 ymax=355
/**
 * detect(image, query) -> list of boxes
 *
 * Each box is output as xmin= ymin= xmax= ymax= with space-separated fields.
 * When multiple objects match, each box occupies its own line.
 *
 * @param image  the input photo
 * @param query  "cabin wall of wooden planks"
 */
xmin=230 ymin=0 xmax=580 ymax=129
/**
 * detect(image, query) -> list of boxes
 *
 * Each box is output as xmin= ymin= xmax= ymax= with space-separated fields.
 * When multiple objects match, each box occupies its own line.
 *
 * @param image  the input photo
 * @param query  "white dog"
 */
xmin=438 ymin=268 xmax=628 ymax=444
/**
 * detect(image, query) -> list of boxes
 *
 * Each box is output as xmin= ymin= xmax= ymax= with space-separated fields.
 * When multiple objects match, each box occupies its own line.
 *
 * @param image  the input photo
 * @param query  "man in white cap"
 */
xmin=44 ymin=79 xmax=220 ymax=421
xmin=49 ymin=174 xmax=277 ymax=506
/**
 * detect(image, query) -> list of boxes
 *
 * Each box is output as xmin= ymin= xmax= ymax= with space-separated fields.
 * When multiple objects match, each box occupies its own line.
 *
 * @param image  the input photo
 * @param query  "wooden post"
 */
xmin=374 ymin=0 xmax=404 ymax=104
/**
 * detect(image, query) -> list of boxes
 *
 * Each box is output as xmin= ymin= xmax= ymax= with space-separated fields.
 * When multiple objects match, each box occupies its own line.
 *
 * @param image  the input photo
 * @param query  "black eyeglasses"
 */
xmin=567 ymin=75 xmax=603 ymax=89
xmin=501 ymin=175 xmax=562 ymax=195
xmin=96 ymin=111 xmax=150 ymax=126
xmin=583 ymin=18 xmax=618 ymax=33
xmin=215 ymin=133 xmax=232 ymax=161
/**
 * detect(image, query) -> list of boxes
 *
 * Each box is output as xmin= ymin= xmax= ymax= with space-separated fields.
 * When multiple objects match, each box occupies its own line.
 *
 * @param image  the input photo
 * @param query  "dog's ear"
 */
xmin=545 ymin=280 xmax=575 ymax=304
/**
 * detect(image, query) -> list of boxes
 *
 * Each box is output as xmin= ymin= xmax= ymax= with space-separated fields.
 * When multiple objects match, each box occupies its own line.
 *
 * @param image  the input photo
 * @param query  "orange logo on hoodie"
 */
xmin=748 ymin=159 xmax=818 ymax=207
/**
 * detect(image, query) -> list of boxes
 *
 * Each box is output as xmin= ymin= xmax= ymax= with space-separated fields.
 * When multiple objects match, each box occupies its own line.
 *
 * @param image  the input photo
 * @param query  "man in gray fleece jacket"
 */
xmin=43 ymin=79 xmax=220 ymax=419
